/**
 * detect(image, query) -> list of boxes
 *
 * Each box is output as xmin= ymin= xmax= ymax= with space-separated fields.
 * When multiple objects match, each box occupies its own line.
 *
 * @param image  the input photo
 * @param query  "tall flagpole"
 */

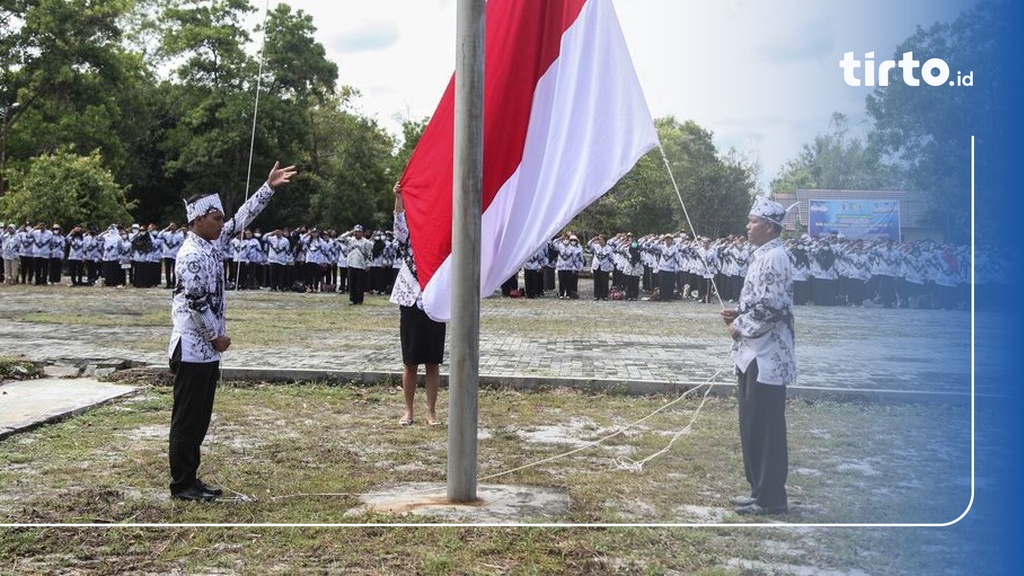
xmin=448 ymin=0 xmax=485 ymax=503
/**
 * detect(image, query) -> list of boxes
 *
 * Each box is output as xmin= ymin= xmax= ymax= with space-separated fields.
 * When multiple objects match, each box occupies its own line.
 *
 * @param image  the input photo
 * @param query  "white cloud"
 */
xmin=330 ymin=20 xmax=400 ymax=53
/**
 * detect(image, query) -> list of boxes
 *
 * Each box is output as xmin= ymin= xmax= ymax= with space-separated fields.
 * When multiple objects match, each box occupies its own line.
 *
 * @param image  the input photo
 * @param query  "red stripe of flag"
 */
xmin=400 ymin=0 xmax=589 ymax=291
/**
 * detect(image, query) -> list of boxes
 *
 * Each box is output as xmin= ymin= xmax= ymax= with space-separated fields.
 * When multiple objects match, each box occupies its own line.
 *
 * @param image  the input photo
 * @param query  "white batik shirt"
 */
xmin=389 ymin=211 xmax=422 ymax=309
xmin=2 ymin=230 xmax=21 ymax=260
xmin=160 ymin=230 xmax=184 ymax=259
xmin=339 ymin=234 xmax=373 ymax=269
xmin=264 ymin=233 xmax=291 ymax=265
xmin=168 ymin=183 xmax=275 ymax=363
xmin=730 ymin=237 xmax=796 ymax=386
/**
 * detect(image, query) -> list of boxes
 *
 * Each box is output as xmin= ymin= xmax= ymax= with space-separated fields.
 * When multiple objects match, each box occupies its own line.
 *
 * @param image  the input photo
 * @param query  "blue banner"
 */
xmin=807 ymin=199 xmax=901 ymax=241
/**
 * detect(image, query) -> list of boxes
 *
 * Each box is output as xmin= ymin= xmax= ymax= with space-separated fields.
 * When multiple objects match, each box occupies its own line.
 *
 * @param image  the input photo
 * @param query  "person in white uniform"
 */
xmin=166 ymin=161 xmax=296 ymax=502
xmin=390 ymin=183 xmax=446 ymax=427
xmin=720 ymin=197 xmax=795 ymax=516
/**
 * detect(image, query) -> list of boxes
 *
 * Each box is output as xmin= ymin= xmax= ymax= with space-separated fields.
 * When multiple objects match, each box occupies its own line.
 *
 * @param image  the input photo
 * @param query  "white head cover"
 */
xmin=749 ymin=196 xmax=788 ymax=227
xmin=185 ymin=194 xmax=224 ymax=224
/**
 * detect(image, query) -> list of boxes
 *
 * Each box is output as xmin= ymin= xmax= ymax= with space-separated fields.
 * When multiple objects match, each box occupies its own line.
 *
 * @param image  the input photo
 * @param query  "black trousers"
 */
xmin=69 ymin=260 xmax=85 ymax=285
xmin=370 ymin=266 xmax=385 ymax=294
xmin=624 ymin=275 xmax=640 ymax=300
xmin=269 ymin=263 xmax=286 ymax=291
xmin=557 ymin=270 xmax=578 ymax=298
xmin=34 ymin=257 xmax=47 ymax=284
xmin=812 ymin=277 xmax=836 ymax=306
xmin=524 ymin=268 xmax=542 ymax=298
xmin=48 ymin=258 xmax=62 ymax=284
xmin=658 ymin=270 xmax=675 ymax=301
xmin=20 ymin=256 xmax=31 ymax=284
xmin=736 ymin=360 xmax=788 ymax=511
xmin=87 ymin=260 xmax=99 ymax=284
xmin=164 ymin=258 xmax=177 ymax=287
xmin=337 ymin=266 xmax=347 ymax=292
xmin=793 ymin=280 xmax=810 ymax=305
xmin=168 ymin=345 xmax=219 ymax=494
xmin=593 ymin=269 xmax=609 ymax=299
xmin=501 ymin=272 xmax=519 ymax=296
xmin=103 ymin=260 xmax=121 ymax=286
xmin=543 ymin=267 xmax=556 ymax=291
xmin=348 ymin=267 xmax=367 ymax=304
xmin=697 ymin=277 xmax=714 ymax=303
xmin=876 ymin=274 xmax=897 ymax=307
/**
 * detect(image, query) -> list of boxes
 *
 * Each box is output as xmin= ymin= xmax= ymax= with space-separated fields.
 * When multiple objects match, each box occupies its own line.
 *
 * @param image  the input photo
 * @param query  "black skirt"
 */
xmin=400 ymin=305 xmax=447 ymax=365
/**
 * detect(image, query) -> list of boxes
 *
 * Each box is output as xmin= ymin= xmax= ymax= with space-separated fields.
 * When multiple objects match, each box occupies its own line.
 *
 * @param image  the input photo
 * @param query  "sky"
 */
xmin=252 ymin=0 xmax=975 ymax=187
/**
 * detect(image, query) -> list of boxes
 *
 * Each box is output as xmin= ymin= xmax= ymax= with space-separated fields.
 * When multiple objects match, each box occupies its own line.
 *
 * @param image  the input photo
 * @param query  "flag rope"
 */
xmin=207 ymin=0 xmax=273 ymax=503
xmin=244 ymin=0 xmax=272 ymax=204
xmin=658 ymin=144 xmax=726 ymax=310
xmin=260 ymin=365 xmax=733 ymax=504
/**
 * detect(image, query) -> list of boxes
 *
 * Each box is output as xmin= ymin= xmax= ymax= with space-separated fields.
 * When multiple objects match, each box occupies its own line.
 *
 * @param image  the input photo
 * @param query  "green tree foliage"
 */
xmin=261 ymin=4 xmax=337 ymax=104
xmin=770 ymin=112 xmax=897 ymax=195
xmin=0 ymin=0 xmax=151 ymax=181
xmin=158 ymin=0 xmax=259 ymax=204
xmin=393 ymin=117 xmax=429 ymax=175
xmin=572 ymin=117 xmax=755 ymax=239
xmin=866 ymin=1 xmax=1003 ymax=243
xmin=1 ymin=148 xmax=135 ymax=227
xmin=305 ymin=106 xmax=396 ymax=231
xmin=1 ymin=2 xmax=760 ymax=240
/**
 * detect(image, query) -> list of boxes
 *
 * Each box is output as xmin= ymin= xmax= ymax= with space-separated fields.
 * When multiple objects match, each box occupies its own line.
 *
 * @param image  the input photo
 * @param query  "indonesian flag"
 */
xmin=400 ymin=0 xmax=658 ymax=321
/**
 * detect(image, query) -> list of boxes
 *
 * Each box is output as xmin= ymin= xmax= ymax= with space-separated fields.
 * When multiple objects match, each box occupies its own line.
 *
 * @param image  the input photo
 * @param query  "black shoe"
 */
xmin=171 ymin=485 xmax=216 ymax=502
xmin=195 ymin=479 xmax=223 ymax=497
xmin=735 ymin=503 xmax=787 ymax=515
xmin=729 ymin=495 xmax=757 ymax=506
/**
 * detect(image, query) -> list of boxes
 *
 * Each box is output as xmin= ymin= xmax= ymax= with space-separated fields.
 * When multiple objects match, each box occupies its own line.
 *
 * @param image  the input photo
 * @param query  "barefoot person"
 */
xmin=167 ymin=162 xmax=297 ymax=502
xmin=389 ymin=182 xmax=446 ymax=426
xmin=720 ymin=197 xmax=795 ymax=516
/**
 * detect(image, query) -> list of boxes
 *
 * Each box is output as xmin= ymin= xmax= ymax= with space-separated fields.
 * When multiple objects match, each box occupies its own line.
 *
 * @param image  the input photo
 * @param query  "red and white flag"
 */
xmin=400 ymin=0 xmax=658 ymax=321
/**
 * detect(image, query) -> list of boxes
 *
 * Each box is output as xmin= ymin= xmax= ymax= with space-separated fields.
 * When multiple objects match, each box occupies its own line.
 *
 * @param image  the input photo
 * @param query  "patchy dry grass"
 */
xmin=0 ymin=374 xmax=980 ymax=574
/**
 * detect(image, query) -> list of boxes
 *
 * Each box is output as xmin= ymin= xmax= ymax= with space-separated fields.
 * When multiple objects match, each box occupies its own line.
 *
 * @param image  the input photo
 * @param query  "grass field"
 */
xmin=0 ymin=369 xmax=983 ymax=575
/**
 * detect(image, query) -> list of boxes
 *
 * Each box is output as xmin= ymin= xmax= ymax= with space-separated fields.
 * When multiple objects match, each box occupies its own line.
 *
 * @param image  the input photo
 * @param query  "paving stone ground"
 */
xmin=0 ymin=280 xmax=993 ymax=397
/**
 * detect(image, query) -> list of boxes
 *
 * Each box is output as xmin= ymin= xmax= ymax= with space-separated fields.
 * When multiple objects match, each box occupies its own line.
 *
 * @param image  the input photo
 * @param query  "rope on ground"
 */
xmin=262 ymin=366 xmax=734 ymax=503
xmin=614 ymin=374 xmax=717 ymax=473
xmin=478 ymin=366 xmax=730 ymax=483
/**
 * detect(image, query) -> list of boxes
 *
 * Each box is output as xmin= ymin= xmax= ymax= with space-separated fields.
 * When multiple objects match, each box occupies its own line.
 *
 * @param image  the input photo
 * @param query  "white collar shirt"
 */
xmin=168 ymin=183 xmax=275 ymax=363
xmin=730 ymin=237 xmax=796 ymax=386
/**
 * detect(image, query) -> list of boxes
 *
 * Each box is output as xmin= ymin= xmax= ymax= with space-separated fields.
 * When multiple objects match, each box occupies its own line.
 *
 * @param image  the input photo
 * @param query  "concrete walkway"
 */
xmin=0 ymin=280 xmax=991 ymax=440
xmin=0 ymin=378 xmax=137 ymax=440
xmin=0 ymin=282 xmax=983 ymax=393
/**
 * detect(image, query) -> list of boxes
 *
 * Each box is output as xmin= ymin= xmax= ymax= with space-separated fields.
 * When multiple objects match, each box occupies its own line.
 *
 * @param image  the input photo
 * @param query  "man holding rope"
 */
xmin=721 ymin=197 xmax=795 ymax=516
xmin=167 ymin=162 xmax=297 ymax=502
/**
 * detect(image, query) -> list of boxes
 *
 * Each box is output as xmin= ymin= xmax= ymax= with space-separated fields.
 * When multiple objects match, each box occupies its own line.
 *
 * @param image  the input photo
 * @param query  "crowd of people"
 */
xmin=1 ymin=218 xmax=1002 ymax=311
xmin=0 ymin=220 xmax=398 ymax=304
xmin=510 ymin=230 xmax=995 ymax=311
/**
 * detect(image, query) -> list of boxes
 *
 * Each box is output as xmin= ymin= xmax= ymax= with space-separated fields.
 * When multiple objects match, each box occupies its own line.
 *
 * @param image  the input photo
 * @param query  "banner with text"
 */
xmin=808 ymin=199 xmax=901 ymax=241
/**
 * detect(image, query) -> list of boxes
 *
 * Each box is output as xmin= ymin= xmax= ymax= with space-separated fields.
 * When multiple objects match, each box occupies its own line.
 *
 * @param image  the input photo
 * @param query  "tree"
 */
xmin=1 ymin=148 xmax=135 ymax=228
xmin=0 ymin=0 xmax=154 ymax=184
xmin=393 ymin=117 xmax=429 ymax=175
xmin=866 ymin=1 xmax=1004 ymax=243
xmin=304 ymin=107 xmax=396 ymax=230
xmin=573 ymin=117 xmax=755 ymax=239
xmin=662 ymin=119 xmax=754 ymax=239
xmin=157 ymin=0 xmax=263 ymax=208
xmin=261 ymin=4 xmax=337 ymax=105
xmin=770 ymin=112 xmax=897 ymax=195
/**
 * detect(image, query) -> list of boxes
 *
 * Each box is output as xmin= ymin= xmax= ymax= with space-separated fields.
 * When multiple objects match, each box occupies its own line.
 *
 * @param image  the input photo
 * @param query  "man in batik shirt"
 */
xmin=721 ymin=196 xmax=796 ymax=516
xmin=167 ymin=162 xmax=296 ymax=502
